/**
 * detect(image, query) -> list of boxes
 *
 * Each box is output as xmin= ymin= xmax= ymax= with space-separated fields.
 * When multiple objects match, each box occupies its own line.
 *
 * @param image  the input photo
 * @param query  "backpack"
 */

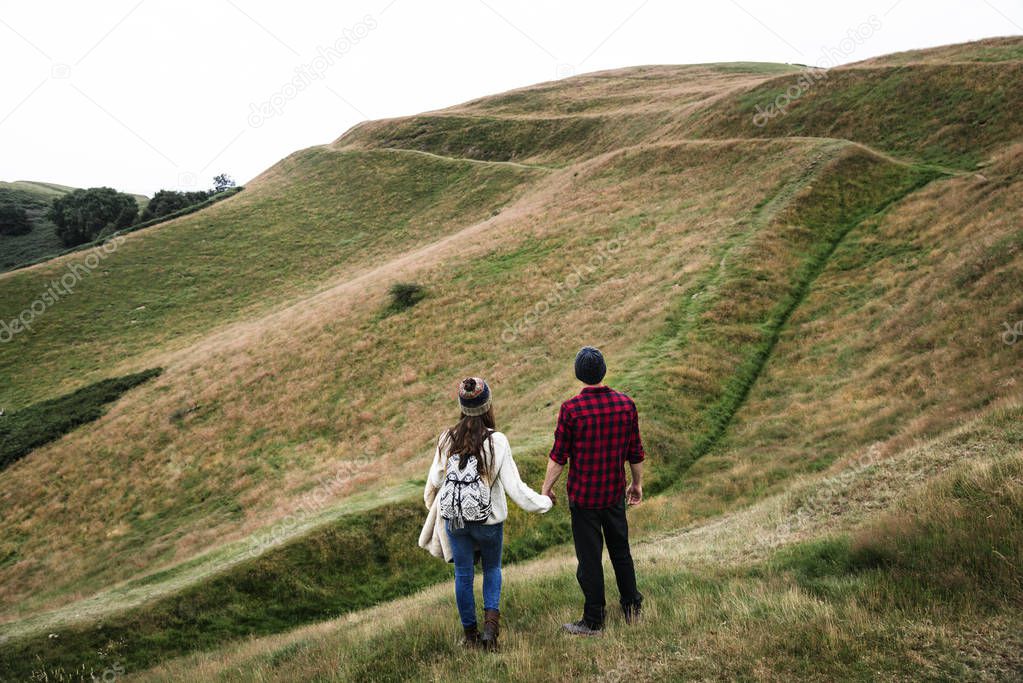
xmin=438 ymin=453 xmax=492 ymax=529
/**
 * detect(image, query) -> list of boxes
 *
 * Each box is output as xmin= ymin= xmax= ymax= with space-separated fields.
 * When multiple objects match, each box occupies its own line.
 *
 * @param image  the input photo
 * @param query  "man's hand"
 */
xmin=626 ymin=482 xmax=642 ymax=506
xmin=627 ymin=461 xmax=643 ymax=506
xmin=542 ymin=459 xmax=565 ymax=508
xmin=541 ymin=483 xmax=556 ymax=506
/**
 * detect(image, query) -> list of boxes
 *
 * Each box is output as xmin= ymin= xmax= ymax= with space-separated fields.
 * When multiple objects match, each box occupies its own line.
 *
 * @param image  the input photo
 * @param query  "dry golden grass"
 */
xmin=443 ymin=64 xmax=800 ymax=117
xmin=2 ymin=47 xmax=1022 ymax=680
xmin=678 ymin=141 xmax=1023 ymax=518
xmin=334 ymin=63 xmax=800 ymax=166
xmin=0 ymin=137 xmax=825 ymax=620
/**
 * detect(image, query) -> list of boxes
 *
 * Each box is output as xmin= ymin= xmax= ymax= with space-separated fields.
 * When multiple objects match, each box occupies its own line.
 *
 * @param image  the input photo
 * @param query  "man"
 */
xmin=542 ymin=346 xmax=645 ymax=635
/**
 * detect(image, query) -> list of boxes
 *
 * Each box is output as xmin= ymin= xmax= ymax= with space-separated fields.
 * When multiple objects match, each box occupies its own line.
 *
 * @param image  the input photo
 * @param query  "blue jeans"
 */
xmin=445 ymin=520 xmax=503 ymax=627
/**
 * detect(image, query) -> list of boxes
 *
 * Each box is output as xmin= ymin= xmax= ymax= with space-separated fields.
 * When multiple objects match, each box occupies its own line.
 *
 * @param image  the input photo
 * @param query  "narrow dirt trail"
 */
xmin=375 ymin=147 xmax=556 ymax=170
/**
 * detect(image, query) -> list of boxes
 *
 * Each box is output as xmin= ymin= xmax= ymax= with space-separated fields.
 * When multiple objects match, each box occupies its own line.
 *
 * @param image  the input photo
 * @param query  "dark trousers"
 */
xmin=570 ymin=499 xmax=642 ymax=628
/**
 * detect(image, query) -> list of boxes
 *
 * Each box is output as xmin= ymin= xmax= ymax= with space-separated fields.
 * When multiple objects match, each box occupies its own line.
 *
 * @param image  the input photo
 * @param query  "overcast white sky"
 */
xmin=1 ymin=0 xmax=1019 ymax=196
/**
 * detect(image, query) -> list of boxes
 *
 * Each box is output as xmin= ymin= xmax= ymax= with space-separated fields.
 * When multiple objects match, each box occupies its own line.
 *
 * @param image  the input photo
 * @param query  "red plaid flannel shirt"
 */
xmin=549 ymin=385 xmax=645 ymax=508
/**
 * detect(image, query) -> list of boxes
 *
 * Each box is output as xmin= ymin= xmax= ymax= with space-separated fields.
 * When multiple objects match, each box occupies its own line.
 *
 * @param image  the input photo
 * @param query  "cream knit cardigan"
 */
xmin=418 ymin=430 xmax=552 ymax=562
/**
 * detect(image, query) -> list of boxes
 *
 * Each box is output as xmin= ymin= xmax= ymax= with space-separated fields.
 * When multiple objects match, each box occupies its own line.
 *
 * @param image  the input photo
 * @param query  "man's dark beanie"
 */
xmin=575 ymin=346 xmax=606 ymax=385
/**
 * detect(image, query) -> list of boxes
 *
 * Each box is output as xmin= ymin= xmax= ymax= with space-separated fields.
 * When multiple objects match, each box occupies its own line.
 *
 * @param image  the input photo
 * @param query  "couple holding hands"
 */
xmin=420 ymin=346 xmax=645 ymax=650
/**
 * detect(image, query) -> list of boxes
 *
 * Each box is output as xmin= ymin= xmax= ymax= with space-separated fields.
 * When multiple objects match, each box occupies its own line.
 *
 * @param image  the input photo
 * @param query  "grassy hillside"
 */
xmin=0 ymin=152 xmax=544 ymax=409
xmin=335 ymin=63 xmax=802 ymax=165
xmin=690 ymin=62 xmax=1023 ymax=169
xmin=135 ymin=405 xmax=1023 ymax=681
xmin=0 ymin=181 xmax=149 ymax=273
xmin=0 ymin=136 xmax=818 ymax=620
xmin=680 ymin=140 xmax=1023 ymax=520
xmin=0 ymin=181 xmax=74 ymax=272
xmin=1 ymin=39 xmax=1021 ymax=681
xmin=850 ymin=35 xmax=1023 ymax=65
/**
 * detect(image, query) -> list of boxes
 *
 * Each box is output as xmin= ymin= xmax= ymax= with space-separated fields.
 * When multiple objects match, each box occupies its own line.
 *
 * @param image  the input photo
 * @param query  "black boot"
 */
xmin=480 ymin=609 xmax=500 ymax=650
xmin=563 ymin=606 xmax=605 ymax=636
xmin=622 ymin=601 xmax=642 ymax=625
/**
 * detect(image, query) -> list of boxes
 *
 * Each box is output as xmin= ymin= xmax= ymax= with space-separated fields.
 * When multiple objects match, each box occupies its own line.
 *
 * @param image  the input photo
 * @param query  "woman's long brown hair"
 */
xmin=441 ymin=396 xmax=496 ymax=481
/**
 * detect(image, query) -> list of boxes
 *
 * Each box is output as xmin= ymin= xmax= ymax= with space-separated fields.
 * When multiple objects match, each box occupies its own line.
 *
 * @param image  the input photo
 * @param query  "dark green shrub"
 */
xmin=0 ymin=194 xmax=31 ymax=235
xmin=140 ymin=189 xmax=214 ymax=222
xmin=213 ymin=173 xmax=236 ymax=193
xmin=48 ymin=187 xmax=139 ymax=246
xmin=0 ymin=368 xmax=162 ymax=471
xmin=384 ymin=282 xmax=426 ymax=315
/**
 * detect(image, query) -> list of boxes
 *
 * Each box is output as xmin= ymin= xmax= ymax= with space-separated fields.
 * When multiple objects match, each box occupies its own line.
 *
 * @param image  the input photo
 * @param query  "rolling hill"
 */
xmin=0 ymin=37 xmax=1021 ymax=681
xmin=0 ymin=181 xmax=149 ymax=273
xmin=0 ymin=181 xmax=77 ymax=273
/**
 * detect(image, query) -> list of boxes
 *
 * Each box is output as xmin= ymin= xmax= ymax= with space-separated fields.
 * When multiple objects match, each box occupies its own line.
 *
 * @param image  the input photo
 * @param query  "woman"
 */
xmin=422 ymin=377 xmax=553 ymax=650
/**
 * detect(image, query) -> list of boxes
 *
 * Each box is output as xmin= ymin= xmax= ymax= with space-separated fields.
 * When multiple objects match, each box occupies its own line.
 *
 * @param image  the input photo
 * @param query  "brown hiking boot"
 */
xmin=480 ymin=609 xmax=500 ymax=650
xmin=462 ymin=623 xmax=481 ymax=649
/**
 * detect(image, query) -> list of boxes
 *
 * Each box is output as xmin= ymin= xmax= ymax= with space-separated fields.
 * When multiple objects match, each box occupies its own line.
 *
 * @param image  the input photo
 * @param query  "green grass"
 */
xmin=632 ymin=147 xmax=942 ymax=494
xmin=693 ymin=62 xmax=1023 ymax=169
xmin=0 ymin=368 xmax=161 ymax=472
xmin=706 ymin=61 xmax=803 ymax=75
xmin=0 ymin=477 xmax=572 ymax=681
xmin=342 ymin=114 xmax=607 ymax=165
xmin=0 ymin=181 xmax=149 ymax=273
xmin=0 ymin=149 xmax=545 ymax=409
xmin=847 ymin=456 xmax=1023 ymax=611
xmin=133 ymin=442 xmax=1023 ymax=681
xmin=863 ymin=36 xmax=1023 ymax=65
xmin=0 ymin=502 xmax=444 ymax=680
xmin=766 ymin=452 xmax=1023 ymax=617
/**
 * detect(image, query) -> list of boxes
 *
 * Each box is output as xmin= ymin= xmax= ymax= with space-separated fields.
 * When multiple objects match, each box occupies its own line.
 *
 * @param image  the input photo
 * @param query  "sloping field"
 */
xmin=0 ymin=151 xmax=545 ymax=408
xmin=0 ymin=136 xmax=831 ymax=621
xmin=689 ymin=62 xmax=1023 ymax=168
xmin=135 ymin=404 xmax=1023 ymax=681
xmin=0 ymin=181 xmax=149 ymax=273
xmin=1 ymin=39 xmax=1022 ymax=681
